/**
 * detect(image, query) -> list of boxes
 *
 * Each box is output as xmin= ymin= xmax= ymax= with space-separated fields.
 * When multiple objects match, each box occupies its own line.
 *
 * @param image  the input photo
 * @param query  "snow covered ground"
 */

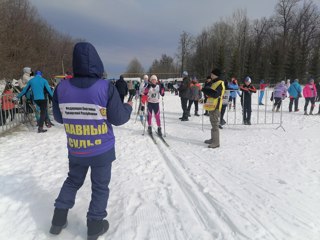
xmin=0 ymin=93 xmax=319 ymax=240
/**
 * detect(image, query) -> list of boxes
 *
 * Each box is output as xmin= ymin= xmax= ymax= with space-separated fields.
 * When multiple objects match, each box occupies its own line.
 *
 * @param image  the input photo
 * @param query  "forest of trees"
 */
xmin=126 ymin=0 xmax=320 ymax=84
xmin=1 ymin=0 xmax=320 ymax=84
xmin=177 ymin=0 xmax=320 ymax=83
xmin=0 ymin=0 xmax=76 ymax=79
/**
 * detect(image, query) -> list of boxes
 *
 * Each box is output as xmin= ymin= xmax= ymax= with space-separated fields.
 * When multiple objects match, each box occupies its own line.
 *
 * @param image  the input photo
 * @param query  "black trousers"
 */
xmin=273 ymin=97 xmax=283 ymax=109
xmin=304 ymin=97 xmax=316 ymax=111
xmin=289 ymin=97 xmax=299 ymax=111
xmin=220 ymin=104 xmax=227 ymax=123
xmin=34 ymin=100 xmax=47 ymax=128
xmin=180 ymin=97 xmax=189 ymax=118
xmin=187 ymin=100 xmax=199 ymax=113
xmin=243 ymin=104 xmax=252 ymax=121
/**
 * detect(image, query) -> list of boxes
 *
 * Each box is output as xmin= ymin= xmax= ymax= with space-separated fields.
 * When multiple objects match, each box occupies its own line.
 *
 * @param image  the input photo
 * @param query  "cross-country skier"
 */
xmin=144 ymin=75 xmax=165 ymax=136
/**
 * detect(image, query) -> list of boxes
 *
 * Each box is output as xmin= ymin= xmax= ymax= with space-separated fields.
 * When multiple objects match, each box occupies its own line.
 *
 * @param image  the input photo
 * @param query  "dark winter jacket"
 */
xmin=115 ymin=76 xmax=128 ymax=96
xmin=202 ymin=77 xmax=224 ymax=99
xmin=178 ymin=77 xmax=190 ymax=99
xmin=240 ymin=83 xmax=256 ymax=106
xmin=52 ymin=42 xmax=132 ymax=165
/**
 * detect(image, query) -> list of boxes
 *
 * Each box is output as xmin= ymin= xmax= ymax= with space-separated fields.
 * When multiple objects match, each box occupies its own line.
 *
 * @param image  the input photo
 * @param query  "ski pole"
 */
xmin=142 ymin=103 xmax=148 ymax=135
xmin=134 ymin=96 xmax=138 ymax=114
xmin=201 ymin=102 xmax=204 ymax=131
xmin=162 ymin=97 xmax=166 ymax=137
xmin=134 ymin=97 xmax=141 ymax=123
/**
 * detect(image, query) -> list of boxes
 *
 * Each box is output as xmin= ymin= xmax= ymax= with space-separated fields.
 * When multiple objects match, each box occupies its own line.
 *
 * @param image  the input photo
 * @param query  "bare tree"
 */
xmin=149 ymin=54 xmax=178 ymax=79
xmin=177 ymin=31 xmax=193 ymax=76
xmin=124 ymin=58 xmax=144 ymax=78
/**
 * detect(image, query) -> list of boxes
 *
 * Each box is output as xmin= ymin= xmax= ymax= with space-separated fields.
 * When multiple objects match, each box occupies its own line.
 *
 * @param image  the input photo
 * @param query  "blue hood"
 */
xmin=72 ymin=42 xmax=104 ymax=78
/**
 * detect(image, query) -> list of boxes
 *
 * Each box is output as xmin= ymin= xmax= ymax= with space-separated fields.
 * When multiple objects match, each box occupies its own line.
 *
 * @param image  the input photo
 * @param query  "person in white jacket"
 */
xmin=20 ymin=67 xmax=33 ymax=88
xmin=138 ymin=75 xmax=149 ymax=122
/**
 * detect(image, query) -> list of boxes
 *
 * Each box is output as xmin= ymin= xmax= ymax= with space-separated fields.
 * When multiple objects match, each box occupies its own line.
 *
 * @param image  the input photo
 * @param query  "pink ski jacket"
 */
xmin=303 ymin=83 xmax=317 ymax=98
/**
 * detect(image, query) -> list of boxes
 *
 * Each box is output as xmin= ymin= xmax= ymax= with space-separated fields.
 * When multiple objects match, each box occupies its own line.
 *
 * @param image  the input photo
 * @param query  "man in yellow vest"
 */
xmin=202 ymin=68 xmax=225 ymax=148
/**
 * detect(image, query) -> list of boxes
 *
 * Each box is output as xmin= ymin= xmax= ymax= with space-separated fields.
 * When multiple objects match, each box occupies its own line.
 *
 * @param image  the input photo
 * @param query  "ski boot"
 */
xmin=157 ymin=127 xmax=162 ymax=136
xmin=147 ymin=126 xmax=152 ymax=135
xmin=194 ymin=111 xmax=200 ymax=116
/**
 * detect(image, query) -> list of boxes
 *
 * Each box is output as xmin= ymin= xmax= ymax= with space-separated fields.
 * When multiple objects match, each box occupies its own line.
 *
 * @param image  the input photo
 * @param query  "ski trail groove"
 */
xmin=153 ymin=136 xmax=249 ymax=239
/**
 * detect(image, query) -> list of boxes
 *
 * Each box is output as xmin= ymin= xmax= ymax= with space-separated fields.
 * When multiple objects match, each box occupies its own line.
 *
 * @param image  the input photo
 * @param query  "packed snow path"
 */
xmin=0 ymin=94 xmax=319 ymax=240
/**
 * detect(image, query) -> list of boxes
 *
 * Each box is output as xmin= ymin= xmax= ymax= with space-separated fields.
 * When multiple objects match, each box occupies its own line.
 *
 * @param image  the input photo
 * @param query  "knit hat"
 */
xmin=36 ymin=70 xmax=42 ymax=76
xmin=143 ymin=74 xmax=149 ymax=80
xmin=23 ymin=67 xmax=31 ymax=74
xmin=182 ymin=71 xmax=188 ymax=77
xmin=211 ymin=68 xmax=221 ymax=77
xmin=244 ymin=76 xmax=251 ymax=83
xmin=308 ymin=78 xmax=314 ymax=83
xmin=150 ymin=75 xmax=158 ymax=81
xmin=192 ymin=77 xmax=198 ymax=83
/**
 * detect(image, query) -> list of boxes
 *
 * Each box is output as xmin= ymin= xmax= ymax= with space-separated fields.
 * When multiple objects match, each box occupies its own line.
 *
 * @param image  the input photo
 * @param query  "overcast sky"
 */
xmin=28 ymin=0 xmax=279 ymax=78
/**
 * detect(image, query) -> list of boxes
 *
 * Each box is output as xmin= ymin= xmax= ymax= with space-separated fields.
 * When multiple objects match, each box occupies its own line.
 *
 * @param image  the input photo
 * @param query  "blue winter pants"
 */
xmin=54 ymin=160 xmax=112 ymax=220
xmin=258 ymin=91 xmax=265 ymax=104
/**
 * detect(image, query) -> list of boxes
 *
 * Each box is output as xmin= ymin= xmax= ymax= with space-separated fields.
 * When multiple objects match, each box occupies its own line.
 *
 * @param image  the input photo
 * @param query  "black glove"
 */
xmin=147 ymin=84 xmax=151 ymax=89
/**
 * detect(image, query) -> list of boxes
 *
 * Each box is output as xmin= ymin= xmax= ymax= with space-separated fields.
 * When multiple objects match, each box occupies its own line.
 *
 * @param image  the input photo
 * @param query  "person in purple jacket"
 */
xmin=50 ymin=42 xmax=132 ymax=240
xmin=272 ymin=81 xmax=287 ymax=112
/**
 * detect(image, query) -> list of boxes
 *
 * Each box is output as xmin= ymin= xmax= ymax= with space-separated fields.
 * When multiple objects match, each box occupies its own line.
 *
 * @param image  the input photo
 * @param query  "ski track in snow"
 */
xmin=0 ymin=94 xmax=320 ymax=240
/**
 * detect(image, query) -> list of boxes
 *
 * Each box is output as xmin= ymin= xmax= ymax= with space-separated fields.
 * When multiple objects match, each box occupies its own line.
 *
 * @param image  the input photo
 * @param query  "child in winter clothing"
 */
xmin=187 ymin=77 xmax=202 ymax=116
xmin=228 ymin=78 xmax=240 ymax=110
xmin=287 ymin=79 xmax=302 ymax=112
xmin=303 ymin=78 xmax=317 ymax=115
xmin=240 ymin=77 xmax=256 ymax=125
xmin=50 ymin=42 xmax=132 ymax=239
xmin=272 ymin=81 xmax=287 ymax=112
xmin=258 ymin=79 xmax=268 ymax=105
xmin=144 ymin=75 xmax=165 ymax=136
xmin=139 ymin=75 xmax=149 ymax=122
xmin=0 ymin=82 xmax=15 ymax=126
